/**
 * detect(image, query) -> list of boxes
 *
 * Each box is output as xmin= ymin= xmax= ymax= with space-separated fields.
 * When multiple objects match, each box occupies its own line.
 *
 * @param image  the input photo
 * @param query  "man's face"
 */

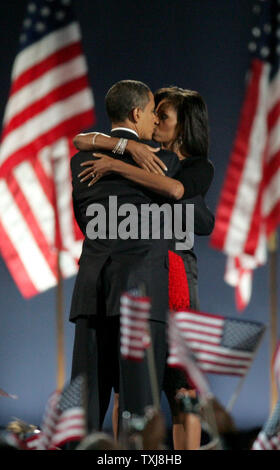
xmin=137 ymin=92 xmax=159 ymax=140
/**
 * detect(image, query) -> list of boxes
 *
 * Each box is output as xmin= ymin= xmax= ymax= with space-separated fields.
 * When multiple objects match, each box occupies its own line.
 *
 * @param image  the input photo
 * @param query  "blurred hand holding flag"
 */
xmin=5 ymin=418 xmax=41 ymax=450
xmin=252 ymin=400 xmax=280 ymax=450
xmin=37 ymin=375 xmax=86 ymax=450
xmin=120 ymin=288 xmax=151 ymax=362
xmin=210 ymin=0 xmax=280 ymax=310
xmin=0 ymin=0 xmax=95 ymax=297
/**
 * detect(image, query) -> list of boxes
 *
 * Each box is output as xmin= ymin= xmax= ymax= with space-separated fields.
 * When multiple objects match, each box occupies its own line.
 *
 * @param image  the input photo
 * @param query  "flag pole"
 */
xmin=56 ymin=251 xmax=65 ymax=391
xmin=226 ymin=374 xmax=251 ymax=413
xmin=226 ymin=327 xmax=266 ymax=412
xmin=268 ymin=231 xmax=278 ymax=414
xmin=146 ymin=332 xmax=160 ymax=410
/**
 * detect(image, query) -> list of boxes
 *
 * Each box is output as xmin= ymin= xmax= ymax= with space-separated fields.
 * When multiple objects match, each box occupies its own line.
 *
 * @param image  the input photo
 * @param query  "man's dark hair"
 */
xmin=105 ymin=80 xmax=151 ymax=123
xmin=154 ymin=86 xmax=209 ymax=158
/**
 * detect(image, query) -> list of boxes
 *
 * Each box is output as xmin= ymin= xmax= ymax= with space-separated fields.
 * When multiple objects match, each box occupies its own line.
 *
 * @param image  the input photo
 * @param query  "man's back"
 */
xmin=70 ymin=129 xmax=181 ymax=257
xmin=69 ymin=128 xmax=180 ymax=323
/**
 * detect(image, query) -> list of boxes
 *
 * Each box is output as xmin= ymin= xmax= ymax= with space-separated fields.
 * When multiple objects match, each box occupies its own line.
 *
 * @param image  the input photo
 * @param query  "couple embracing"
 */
xmin=69 ymin=79 xmax=214 ymax=449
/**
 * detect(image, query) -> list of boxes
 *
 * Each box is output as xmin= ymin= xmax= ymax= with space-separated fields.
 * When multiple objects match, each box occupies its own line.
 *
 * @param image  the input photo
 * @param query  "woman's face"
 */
xmin=152 ymin=99 xmax=179 ymax=149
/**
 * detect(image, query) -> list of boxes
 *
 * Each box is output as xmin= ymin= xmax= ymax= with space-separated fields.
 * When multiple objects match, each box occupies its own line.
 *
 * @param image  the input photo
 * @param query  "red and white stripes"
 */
xmin=0 ymin=13 xmax=95 ymax=297
xmin=120 ymin=292 xmax=151 ymax=361
xmin=211 ymin=58 xmax=280 ymax=310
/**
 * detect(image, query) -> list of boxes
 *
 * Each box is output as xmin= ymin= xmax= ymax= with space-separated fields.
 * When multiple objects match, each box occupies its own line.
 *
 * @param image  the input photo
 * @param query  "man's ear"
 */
xmin=131 ymin=107 xmax=141 ymax=123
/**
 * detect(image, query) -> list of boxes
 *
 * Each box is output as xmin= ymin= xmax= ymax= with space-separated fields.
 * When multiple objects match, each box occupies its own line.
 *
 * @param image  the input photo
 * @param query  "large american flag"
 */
xmin=169 ymin=310 xmax=266 ymax=376
xmin=120 ymin=289 xmax=151 ymax=362
xmin=252 ymin=400 xmax=280 ymax=450
xmin=167 ymin=313 xmax=212 ymax=400
xmin=210 ymin=0 xmax=280 ymax=310
xmin=37 ymin=375 xmax=86 ymax=450
xmin=0 ymin=0 xmax=95 ymax=298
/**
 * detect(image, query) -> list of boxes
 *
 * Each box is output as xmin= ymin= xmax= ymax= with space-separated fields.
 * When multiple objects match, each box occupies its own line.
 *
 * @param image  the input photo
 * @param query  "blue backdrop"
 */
xmin=0 ymin=0 xmax=279 ymax=432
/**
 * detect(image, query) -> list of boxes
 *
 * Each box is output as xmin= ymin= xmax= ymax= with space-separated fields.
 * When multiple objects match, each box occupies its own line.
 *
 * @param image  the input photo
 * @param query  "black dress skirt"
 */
xmin=162 ymin=155 xmax=214 ymax=415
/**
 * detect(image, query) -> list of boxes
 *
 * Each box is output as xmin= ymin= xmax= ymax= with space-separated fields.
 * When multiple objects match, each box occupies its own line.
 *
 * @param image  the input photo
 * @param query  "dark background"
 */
xmin=0 ymin=0 xmax=279 ymax=433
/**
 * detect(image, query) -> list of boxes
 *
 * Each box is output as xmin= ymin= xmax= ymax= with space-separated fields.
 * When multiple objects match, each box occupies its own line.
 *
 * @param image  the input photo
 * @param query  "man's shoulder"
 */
xmin=70 ymin=150 xmax=93 ymax=171
xmin=71 ymin=149 xmax=93 ymax=161
xmin=140 ymin=139 xmax=179 ymax=160
xmin=140 ymin=139 xmax=178 ymax=157
xmin=157 ymin=148 xmax=178 ymax=159
xmin=155 ymin=148 xmax=180 ymax=177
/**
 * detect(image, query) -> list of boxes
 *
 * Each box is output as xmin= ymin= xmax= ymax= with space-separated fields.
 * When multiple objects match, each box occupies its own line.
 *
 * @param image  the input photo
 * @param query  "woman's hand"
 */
xmin=78 ymin=153 xmax=114 ymax=186
xmin=126 ymin=140 xmax=167 ymax=175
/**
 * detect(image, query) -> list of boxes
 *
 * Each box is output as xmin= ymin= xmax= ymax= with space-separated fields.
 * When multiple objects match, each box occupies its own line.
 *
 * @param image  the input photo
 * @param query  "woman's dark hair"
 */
xmin=154 ymin=86 xmax=209 ymax=158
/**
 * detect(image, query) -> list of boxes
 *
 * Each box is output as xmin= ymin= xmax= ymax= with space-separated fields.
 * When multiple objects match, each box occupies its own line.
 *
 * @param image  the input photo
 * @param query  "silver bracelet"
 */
xmin=112 ymin=138 xmax=128 ymax=155
xmin=112 ymin=138 xmax=125 ymax=154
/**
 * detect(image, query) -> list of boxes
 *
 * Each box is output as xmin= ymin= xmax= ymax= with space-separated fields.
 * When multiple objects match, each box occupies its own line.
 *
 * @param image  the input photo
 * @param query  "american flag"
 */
xmin=36 ymin=389 xmax=61 ymax=449
xmin=167 ymin=313 xmax=212 ymax=400
xmin=252 ymin=400 xmax=280 ymax=450
xmin=169 ymin=310 xmax=265 ymax=376
xmin=120 ymin=288 xmax=151 ymax=362
xmin=0 ymin=0 xmax=95 ymax=298
xmin=210 ymin=0 xmax=280 ymax=310
xmin=37 ymin=375 xmax=86 ymax=450
xmin=273 ymin=341 xmax=280 ymax=390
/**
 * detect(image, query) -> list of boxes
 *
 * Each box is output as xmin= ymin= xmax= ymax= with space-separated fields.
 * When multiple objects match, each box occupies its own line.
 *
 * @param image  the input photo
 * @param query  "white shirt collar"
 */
xmin=111 ymin=127 xmax=139 ymax=138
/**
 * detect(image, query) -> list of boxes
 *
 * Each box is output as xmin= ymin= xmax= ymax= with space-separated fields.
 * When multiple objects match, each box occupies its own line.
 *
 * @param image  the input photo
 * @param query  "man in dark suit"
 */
xmin=70 ymin=80 xmax=184 ymax=432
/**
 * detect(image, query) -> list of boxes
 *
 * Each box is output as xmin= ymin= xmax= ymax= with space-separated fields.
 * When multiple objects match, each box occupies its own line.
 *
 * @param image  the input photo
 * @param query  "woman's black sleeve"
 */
xmin=176 ymin=159 xmax=214 ymax=199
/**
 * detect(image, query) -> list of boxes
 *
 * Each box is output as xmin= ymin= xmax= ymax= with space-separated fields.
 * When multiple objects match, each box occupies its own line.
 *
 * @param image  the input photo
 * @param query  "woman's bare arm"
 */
xmin=73 ymin=132 xmax=116 ymax=151
xmin=73 ymin=132 xmax=166 ymax=175
xmin=79 ymin=153 xmax=184 ymax=200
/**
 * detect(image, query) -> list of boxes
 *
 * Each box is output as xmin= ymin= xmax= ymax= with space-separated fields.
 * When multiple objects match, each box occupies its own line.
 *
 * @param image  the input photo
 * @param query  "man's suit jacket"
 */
xmin=69 ymin=129 xmax=181 ymax=324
